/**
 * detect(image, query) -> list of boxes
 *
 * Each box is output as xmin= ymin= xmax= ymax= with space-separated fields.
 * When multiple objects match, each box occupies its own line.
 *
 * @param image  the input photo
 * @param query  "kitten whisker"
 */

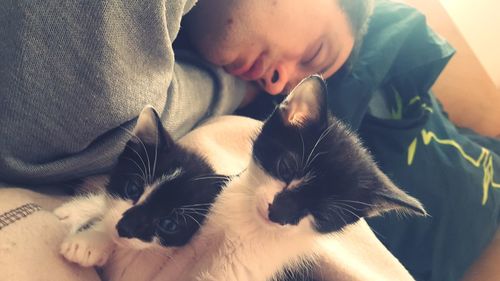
xmin=333 ymin=199 xmax=377 ymax=207
xmin=302 ymin=171 xmax=317 ymax=184
xmin=177 ymin=208 xmax=209 ymax=216
xmin=299 ymin=131 xmax=306 ymax=169
xmin=189 ymin=179 xmax=228 ymax=185
xmin=304 ymin=122 xmax=337 ymax=169
xmin=172 ymin=208 xmax=185 ymax=224
xmin=333 ymin=202 xmax=366 ymax=212
xmin=191 ymin=173 xmax=229 ymax=178
xmin=174 ymin=209 xmax=189 ymax=225
xmin=178 ymin=208 xmax=209 ymax=214
xmin=180 ymin=203 xmax=213 ymax=208
xmin=190 ymin=175 xmax=229 ymax=181
xmin=184 ymin=213 xmax=203 ymax=228
xmin=177 ymin=206 xmax=209 ymax=211
xmin=332 ymin=204 xmax=361 ymax=220
xmin=181 ymin=210 xmax=208 ymax=218
xmin=124 ymin=143 xmax=151 ymax=183
xmin=304 ymin=151 xmax=329 ymax=171
xmin=182 ymin=208 xmax=208 ymax=213
xmin=120 ymin=126 xmax=153 ymax=184
xmin=152 ymin=126 xmax=159 ymax=185
xmin=124 ymin=172 xmax=148 ymax=184
xmin=329 ymin=205 xmax=348 ymax=226
xmin=306 ymin=124 xmax=337 ymax=168
xmin=114 ymin=138 xmax=153 ymax=183
xmin=123 ymin=157 xmax=148 ymax=183
xmin=181 ymin=214 xmax=188 ymax=225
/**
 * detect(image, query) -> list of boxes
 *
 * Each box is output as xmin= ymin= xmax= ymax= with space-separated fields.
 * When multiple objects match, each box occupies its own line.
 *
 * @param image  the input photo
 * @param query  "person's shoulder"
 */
xmin=370 ymin=0 xmax=425 ymax=29
xmin=373 ymin=0 xmax=420 ymax=15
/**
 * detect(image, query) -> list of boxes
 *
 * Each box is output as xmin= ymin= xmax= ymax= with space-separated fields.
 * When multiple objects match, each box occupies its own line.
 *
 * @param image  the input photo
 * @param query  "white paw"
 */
xmin=54 ymin=203 xmax=87 ymax=233
xmin=53 ymin=202 xmax=74 ymax=221
xmin=54 ymin=194 xmax=106 ymax=233
xmin=60 ymin=230 xmax=114 ymax=267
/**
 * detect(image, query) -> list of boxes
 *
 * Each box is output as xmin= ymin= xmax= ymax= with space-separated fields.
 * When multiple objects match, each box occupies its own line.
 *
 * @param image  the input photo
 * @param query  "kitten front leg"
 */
xmin=60 ymin=220 xmax=115 ymax=267
xmin=54 ymin=192 xmax=107 ymax=233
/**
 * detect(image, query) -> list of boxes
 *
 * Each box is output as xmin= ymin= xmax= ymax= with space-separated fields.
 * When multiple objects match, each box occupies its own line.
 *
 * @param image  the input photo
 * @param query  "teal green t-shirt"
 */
xmin=326 ymin=1 xmax=500 ymax=280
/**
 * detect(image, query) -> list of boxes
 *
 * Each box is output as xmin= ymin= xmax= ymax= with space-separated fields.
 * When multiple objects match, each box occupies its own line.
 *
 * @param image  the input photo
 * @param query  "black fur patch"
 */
xmin=107 ymin=108 xmax=226 ymax=247
xmin=253 ymin=75 xmax=424 ymax=233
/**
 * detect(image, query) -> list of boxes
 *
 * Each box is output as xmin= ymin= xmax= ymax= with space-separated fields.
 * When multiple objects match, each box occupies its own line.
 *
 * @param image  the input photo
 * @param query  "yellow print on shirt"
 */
xmin=407 ymin=129 xmax=500 ymax=205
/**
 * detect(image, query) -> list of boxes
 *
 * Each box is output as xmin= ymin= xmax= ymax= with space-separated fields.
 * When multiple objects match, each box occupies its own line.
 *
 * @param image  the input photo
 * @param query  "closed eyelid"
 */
xmin=301 ymin=41 xmax=323 ymax=65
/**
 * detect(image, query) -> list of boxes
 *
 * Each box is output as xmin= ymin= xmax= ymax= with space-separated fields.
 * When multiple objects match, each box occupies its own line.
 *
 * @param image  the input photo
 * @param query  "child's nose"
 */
xmin=261 ymin=65 xmax=290 ymax=95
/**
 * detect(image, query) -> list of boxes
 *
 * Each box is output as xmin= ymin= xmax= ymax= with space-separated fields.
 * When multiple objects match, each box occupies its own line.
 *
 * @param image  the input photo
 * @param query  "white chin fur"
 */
xmin=211 ymin=160 xmax=317 ymax=239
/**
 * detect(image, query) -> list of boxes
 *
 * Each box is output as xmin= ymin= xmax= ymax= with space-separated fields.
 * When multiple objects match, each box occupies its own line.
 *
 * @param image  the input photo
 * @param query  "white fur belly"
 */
xmin=187 ymin=230 xmax=319 ymax=281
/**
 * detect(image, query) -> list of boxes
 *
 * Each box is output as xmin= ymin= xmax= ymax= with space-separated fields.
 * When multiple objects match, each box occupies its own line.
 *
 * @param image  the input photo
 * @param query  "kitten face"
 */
xmin=251 ymin=75 xmax=426 ymax=233
xmin=105 ymin=107 xmax=225 ymax=248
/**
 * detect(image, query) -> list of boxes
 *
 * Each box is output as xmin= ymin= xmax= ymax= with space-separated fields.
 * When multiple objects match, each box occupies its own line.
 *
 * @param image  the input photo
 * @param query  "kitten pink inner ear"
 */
xmin=279 ymin=75 xmax=325 ymax=127
xmin=132 ymin=105 xmax=160 ymax=144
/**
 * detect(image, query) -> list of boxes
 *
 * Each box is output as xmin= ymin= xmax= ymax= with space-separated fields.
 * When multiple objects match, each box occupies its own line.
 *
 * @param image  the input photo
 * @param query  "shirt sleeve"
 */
xmin=326 ymin=0 xmax=455 ymax=130
xmin=163 ymin=50 xmax=245 ymax=140
xmin=0 ymin=0 xmax=244 ymax=184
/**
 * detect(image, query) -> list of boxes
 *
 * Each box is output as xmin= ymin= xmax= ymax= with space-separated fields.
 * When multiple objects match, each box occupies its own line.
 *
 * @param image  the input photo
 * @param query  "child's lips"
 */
xmin=223 ymin=61 xmax=246 ymax=76
xmin=239 ymin=55 xmax=265 ymax=80
xmin=224 ymin=54 xmax=266 ymax=81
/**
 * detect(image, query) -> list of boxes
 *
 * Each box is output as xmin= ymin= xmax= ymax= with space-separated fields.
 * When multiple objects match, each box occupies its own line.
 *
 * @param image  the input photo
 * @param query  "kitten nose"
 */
xmin=116 ymin=218 xmax=134 ymax=238
xmin=268 ymin=193 xmax=304 ymax=226
xmin=268 ymin=202 xmax=293 ymax=226
xmin=268 ymin=206 xmax=287 ymax=226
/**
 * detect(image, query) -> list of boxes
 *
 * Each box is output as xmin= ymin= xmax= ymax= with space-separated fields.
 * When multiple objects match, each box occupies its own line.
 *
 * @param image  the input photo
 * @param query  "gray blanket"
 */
xmin=0 ymin=0 xmax=245 ymax=185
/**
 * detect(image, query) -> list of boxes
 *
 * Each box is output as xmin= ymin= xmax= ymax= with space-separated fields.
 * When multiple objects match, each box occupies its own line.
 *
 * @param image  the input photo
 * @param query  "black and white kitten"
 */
xmin=156 ymin=75 xmax=426 ymax=281
xmin=54 ymin=106 xmax=227 ymax=281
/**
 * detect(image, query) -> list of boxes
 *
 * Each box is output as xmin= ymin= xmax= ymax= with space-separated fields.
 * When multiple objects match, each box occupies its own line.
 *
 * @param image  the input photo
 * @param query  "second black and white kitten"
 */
xmin=154 ymin=75 xmax=426 ymax=281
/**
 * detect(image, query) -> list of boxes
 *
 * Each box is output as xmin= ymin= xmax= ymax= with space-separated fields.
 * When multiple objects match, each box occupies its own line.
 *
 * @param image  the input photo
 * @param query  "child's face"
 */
xmin=185 ymin=0 xmax=355 ymax=95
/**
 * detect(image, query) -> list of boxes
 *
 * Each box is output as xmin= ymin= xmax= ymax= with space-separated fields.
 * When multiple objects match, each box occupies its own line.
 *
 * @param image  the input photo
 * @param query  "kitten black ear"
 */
xmin=368 ymin=169 xmax=427 ymax=217
xmin=276 ymin=75 xmax=328 ymax=128
xmin=131 ymin=105 xmax=174 ymax=150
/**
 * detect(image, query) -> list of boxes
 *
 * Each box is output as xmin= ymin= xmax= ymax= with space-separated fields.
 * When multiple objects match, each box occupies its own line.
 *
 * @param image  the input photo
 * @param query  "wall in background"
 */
xmin=440 ymin=0 xmax=500 ymax=89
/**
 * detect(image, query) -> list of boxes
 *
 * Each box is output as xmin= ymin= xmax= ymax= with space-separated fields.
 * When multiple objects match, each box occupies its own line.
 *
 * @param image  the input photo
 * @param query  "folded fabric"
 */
xmin=0 ymin=187 xmax=100 ymax=281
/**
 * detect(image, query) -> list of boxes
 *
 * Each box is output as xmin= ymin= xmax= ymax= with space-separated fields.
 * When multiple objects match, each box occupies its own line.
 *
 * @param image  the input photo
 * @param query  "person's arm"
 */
xmin=164 ymin=51 xmax=246 ymax=139
xmin=400 ymin=0 xmax=500 ymax=138
xmin=0 ymin=0 xmax=245 ymax=184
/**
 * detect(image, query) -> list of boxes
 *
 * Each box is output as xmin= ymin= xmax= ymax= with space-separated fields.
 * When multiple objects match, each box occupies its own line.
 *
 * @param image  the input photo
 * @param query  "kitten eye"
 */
xmin=157 ymin=218 xmax=178 ymax=234
xmin=124 ymin=179 xmax=144 ymax=201
xmin=277 ymin=157 xmax=296 ymax=183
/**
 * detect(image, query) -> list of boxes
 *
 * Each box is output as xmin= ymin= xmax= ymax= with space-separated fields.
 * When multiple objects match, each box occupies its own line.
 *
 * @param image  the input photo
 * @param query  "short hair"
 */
xmin=338 ymin=0 xmax=375 ymax=68
xmin=339 ymin=0 xmax=375 ymax=40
